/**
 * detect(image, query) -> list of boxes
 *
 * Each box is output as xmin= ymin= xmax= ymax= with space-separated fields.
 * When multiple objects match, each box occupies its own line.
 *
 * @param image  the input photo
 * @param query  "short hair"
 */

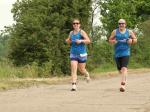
xmin=118 ymin=19 xmax=126 ymax=23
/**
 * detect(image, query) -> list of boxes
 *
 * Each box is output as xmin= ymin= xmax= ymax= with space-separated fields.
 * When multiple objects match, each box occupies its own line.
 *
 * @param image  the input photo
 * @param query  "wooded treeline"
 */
xmin=0 ymin=0 xmax=150 ymax=77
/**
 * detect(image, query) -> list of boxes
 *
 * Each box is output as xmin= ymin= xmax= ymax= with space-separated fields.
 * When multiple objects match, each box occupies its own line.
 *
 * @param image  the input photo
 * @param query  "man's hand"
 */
xmin=109 ymin=38 xmax=117 ymax=44
xmin=127 ymin=38 xmax=132 ymax=45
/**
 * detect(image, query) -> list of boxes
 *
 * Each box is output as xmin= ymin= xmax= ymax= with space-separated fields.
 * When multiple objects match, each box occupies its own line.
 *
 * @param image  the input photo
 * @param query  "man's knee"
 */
xmin=121 ymin=67 xmax=127 ymax=73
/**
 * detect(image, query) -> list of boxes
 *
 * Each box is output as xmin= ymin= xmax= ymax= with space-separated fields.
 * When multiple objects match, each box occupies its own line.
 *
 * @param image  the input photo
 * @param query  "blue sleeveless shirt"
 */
xmin=114 ymin=28 xmax=130 ymax=58
xmin=70 ymin=31 xmax=87 ymax=55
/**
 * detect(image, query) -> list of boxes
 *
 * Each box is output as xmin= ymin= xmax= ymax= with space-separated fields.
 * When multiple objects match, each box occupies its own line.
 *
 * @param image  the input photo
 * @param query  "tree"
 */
xmin=136 ymin=0 xmax=150 ymax=21
xmin=99 ymin=0 xmax=150 ymax=35
xmin=0 ymin=30 xmax=10 ymax=59
xmin=99 ymin=0 xmax=139 ymax=36
xmin=98 ymin=0 xmax=150 ymax=68
xmin=8 ymin=0 xmax=92 ymax=75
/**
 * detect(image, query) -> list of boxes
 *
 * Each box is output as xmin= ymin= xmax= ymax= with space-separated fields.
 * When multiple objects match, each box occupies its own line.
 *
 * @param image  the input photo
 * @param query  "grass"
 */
xmin=0 ymin=77 xmax=71 ymax=91
xmin=0 ymin=62 xmax=37 ymax=79
xmin=1 ymin=68 xmax=150 ymax=91
xmin=0 ymin=61 xmax=71 ymax=91
xmin=92 ymin=61 xmax=148 ymax=74
xmin=0 ymin=61 xmax=52 ymax=79
xmin=0 ymin=60 xmax=150 ymax=91
xmin=92 ymin=63 xmax=116 ymax=73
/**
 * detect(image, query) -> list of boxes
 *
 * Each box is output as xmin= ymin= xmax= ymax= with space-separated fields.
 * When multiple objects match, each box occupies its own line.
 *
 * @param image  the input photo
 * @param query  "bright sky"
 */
xmin=0 ymin=0 xmax=101 ymax=32
xmin=0 ymin=0 xmax=16 ymax=31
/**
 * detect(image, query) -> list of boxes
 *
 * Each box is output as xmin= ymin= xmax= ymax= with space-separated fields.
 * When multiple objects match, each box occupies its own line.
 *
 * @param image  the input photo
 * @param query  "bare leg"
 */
xmin=120 ymin=67 xmax=127 ymax=92
xmin=120 ymin=67 xmax=127 ymax=83
xmin=71 ymin=61 xmax=78 ymax=91
xmin=71 ymin=61 xmax=78 ymax=83
xmin=78 ymin=63 xmax=90 ymax=83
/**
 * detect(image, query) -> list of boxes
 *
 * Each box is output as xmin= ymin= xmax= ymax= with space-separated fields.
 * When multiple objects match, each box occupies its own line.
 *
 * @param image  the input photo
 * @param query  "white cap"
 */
xmin=118 ymin=19 xmax=126 ymax=23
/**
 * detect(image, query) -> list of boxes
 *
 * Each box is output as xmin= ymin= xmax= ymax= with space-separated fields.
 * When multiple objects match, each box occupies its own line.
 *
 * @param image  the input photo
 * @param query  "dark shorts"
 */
xmin=115 ymin=56 xmax=129 ymax=70
xmin=70 ymin=53 xmax=87 ymax=63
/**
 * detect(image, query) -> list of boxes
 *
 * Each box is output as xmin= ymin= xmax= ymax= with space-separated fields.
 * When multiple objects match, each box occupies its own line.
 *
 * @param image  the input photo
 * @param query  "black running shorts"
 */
xmin=115 ymin=56 xmax=129 ymax=70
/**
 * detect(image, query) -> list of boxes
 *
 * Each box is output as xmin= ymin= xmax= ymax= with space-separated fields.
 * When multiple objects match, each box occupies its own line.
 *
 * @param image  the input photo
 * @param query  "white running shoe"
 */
xmin=71 ymin=83 xmax=77 ymax=91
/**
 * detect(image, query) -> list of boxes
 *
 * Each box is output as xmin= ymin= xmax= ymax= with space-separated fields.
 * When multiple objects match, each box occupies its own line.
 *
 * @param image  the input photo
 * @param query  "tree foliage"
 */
xmin=97 ymin=0 xmax=150 ymax=68
xmin=99 ymin=0 xmax=150 ymax=36
xmin=3 ymin=0 xmax=150 ymax=77
xmin=0 ymin=31 xmax=10 ymax=59
xmin=8 ymin=0 xmax=92 ymax=75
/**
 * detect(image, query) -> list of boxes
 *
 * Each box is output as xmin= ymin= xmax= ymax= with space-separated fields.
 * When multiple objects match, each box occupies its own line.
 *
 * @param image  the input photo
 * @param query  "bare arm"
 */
xmin=129 ymin=30 xmax=137 ymax=44
xmin=65 ymin=31 xmax=72 ymax=44
xmin=81 ymin=30 xmax=91 ymax=44
xmin=108 ymin=30 xmax=117 ymax=44
xmin=76 ymin=30 xmax=91 ymax=44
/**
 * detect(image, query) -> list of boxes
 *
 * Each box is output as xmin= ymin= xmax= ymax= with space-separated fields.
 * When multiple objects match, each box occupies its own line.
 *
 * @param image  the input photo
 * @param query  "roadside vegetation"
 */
xmin=0 ymin=0 xmax=150 ymax=90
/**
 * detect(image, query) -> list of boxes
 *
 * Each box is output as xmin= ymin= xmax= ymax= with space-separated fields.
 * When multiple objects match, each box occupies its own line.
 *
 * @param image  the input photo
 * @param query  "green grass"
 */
xmin=93 ymin=61 xmax=145 ymax=74
xmin=0 ymin=59 xmax=149 ymax=91
xmin=128 ymin=61 xmax=144 ymax=69
xmin=0 ymin=77 xmax=70 ymax=91
xmin=92 ymin=63 xmax=116 ymax=73
xmin=0 ymin=63 xmax=38 ymax=79
xmin=0 ymin=61 xmax=52 ymax=79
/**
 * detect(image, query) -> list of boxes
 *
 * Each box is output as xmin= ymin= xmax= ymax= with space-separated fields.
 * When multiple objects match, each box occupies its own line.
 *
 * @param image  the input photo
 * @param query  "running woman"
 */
xmin=65 ymin=19 xmax=91 ymax=91
xmin=109 ymin=19 xmax=137 ymax=92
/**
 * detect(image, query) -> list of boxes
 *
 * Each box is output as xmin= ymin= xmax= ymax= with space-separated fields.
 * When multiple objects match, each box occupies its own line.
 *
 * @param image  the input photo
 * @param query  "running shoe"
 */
xmin=71 ymin=83 xmax=77 ymax=91
xmin=120 ymin=82 xmax=126 ymax=92
xmin=120 ymin=86 xmax=125 ymax=92
xmin=85 ymin=76 xmax=91 ymax=83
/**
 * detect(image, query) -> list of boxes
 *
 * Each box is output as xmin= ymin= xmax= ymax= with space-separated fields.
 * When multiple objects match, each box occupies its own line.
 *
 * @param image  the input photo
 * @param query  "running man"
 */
xmin=109 ymin=19 xmax=137 ymax=92
xmin=65 ymin=19 xmax=91 ymax=91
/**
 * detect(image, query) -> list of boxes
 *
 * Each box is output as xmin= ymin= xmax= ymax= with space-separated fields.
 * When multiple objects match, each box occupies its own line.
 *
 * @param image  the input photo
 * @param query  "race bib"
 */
xmin=117 ymin=39 xmax=127 ymax=43
xmin=80 ymin=53 xmax=87 ymax=57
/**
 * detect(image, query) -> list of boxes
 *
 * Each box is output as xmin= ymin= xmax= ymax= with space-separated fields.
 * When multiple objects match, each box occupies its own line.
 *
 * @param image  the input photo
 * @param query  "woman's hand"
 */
xmin=75 ymin=39 xmax=83 ymax=44
xmin=65 ymin=38 xmax=71 ymax=44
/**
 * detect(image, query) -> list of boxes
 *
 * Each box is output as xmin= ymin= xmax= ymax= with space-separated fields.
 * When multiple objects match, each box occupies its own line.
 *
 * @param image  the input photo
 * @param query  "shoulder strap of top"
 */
xmin=126 ymin=28 xmax=129 ymax=33
xmin=114 ymin=29 xmax=118 ymax=37
xmin=79 ymin=29 xmax=84 ymax=39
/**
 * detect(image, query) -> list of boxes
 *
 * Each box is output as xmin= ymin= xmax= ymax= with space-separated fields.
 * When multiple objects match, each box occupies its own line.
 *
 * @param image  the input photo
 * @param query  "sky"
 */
xmin=0 ymin=0 xmax=101 ymax=32
xmin=0 ymin=0 xmax=16 ymax=31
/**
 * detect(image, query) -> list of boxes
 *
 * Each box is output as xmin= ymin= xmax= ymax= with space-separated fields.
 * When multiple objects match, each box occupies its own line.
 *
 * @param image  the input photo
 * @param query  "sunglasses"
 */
xmin=118 ymin=23 xmax=125 ymax=25
xmin=73 ymin=22 xmax=80 ymax=25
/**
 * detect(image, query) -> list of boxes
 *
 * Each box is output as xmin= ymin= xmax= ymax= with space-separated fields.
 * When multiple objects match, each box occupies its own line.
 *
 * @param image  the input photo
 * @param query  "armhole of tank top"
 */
xmin=70 ymin=31 xmax=73 ymax=37
xmin=126 ymin=29 xmax=130 ymax=37
xmin=114 ymin=29 xmax=117 ymax=38
xmin=127 ymin=29 xmax=131 ymax=36
xmin=79 ymin=29 xmax=84 ymax=39
xmin=79 ymin=29 xmax=82 ymax=35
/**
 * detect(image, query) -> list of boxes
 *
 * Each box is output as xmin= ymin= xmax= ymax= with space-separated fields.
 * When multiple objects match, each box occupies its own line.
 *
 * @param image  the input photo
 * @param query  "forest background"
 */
xmin=0 ymin=0 xmax=150 ymax=80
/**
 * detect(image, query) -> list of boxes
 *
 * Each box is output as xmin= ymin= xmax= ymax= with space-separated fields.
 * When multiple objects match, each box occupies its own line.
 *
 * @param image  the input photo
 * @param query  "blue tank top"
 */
xmin=114 ymin=28 xmax=130 ymax=58
xmin=70 ymin=31 xmax=87 ymax=55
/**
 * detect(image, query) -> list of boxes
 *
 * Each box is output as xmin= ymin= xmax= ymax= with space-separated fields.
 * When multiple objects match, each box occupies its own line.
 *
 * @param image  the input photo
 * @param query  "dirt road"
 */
xmin=0 ymin=72 xmax=150 ymax=112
